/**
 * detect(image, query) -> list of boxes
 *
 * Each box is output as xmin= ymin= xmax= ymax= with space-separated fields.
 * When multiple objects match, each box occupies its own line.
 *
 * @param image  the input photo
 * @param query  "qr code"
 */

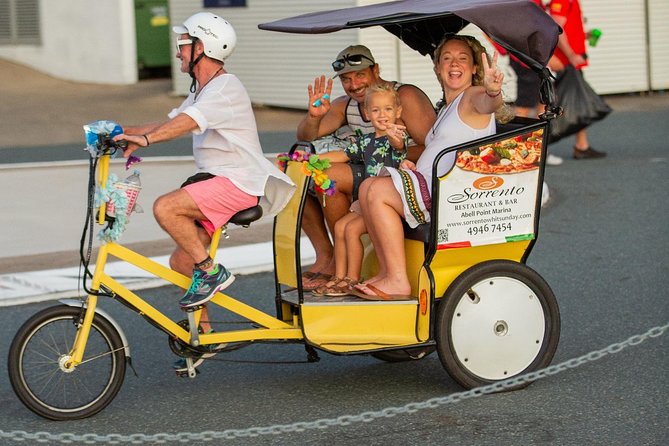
xmin=438 ymin=228 xmax=448 ymax=243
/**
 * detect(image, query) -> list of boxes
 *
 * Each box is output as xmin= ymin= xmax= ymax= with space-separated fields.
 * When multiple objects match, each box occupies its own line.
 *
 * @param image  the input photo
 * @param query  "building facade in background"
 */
xmin=0 ymin=0 xmax=667 ymax=105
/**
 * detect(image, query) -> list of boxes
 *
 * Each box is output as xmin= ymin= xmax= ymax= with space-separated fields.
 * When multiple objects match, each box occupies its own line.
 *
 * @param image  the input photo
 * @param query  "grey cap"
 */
xmin=332 ymin=45 xmax=376 ymax=77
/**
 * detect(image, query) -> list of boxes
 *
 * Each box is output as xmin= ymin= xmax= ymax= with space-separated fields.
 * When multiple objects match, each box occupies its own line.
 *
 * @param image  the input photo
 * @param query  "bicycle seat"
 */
xmin=229 ymin=205 xmax=263 ymax=227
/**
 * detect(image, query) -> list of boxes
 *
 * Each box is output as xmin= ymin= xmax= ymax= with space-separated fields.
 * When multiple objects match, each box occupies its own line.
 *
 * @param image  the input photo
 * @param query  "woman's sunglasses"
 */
xmin=332 ymin=54 xmax=375 ymax=72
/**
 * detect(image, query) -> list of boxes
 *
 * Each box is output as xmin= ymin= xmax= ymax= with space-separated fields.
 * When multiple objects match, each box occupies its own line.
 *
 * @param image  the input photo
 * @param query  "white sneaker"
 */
xmin=546 ymin=154 xmax=564 ymax=166
xmin=541 ymin=181 xmax=550 ymax=207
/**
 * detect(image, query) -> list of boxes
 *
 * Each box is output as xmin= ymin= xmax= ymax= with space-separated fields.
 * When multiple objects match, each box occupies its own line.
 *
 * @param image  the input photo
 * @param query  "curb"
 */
xmin=0 ymin=239 xmax=316 ymax=307
xmin=0 ymin=153 xmax=284 ymax=170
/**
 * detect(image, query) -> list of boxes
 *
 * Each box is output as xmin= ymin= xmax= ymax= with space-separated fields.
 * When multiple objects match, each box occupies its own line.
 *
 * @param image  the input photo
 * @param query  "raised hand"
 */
xmin=481 ymin=51 xmax=504 ymax=97
xmin=385 ymin=123 xmax=407 ymax=149
xmin=307 ymin=75 xmax=333 ymax=118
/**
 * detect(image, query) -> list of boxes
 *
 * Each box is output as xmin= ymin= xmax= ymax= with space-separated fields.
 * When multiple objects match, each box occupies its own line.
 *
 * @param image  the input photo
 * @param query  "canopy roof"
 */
xmin=259 ymin=0 xmax=560 ymax=72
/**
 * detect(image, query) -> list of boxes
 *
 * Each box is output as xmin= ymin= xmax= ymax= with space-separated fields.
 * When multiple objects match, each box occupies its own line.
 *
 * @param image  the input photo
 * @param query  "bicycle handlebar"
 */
xmin=84 ymin=120 xmax=126 ymax=158
xmin=98 ymin=134 xmax=127 ymax=152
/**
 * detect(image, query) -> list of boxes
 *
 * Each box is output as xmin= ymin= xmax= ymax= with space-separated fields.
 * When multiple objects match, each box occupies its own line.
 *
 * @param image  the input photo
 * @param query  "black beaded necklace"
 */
xmin=194 ymin=66 xmax=224 ymax=100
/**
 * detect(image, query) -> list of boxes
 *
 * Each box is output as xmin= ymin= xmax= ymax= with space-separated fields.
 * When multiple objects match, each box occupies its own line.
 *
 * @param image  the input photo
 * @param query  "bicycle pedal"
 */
xmin=175 ymin=368 xmax=200 ymax=378
xmin=181 ymin=304 xmax=204 ymax=313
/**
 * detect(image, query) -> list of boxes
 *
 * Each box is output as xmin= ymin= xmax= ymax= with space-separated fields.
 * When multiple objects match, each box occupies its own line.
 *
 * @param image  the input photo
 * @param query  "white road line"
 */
xmin=0 ymin=239 xmax=315 ymax=307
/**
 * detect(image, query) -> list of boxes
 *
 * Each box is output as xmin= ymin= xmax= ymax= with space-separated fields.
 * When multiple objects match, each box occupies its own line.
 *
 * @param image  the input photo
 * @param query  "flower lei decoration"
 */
xmin=277 ymin=151 xmax=336 ymax=202
xmin=94 ymin=174 xmax=130 ymax=243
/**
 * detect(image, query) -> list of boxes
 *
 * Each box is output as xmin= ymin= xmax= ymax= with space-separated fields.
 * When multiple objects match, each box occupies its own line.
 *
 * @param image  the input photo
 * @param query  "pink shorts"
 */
xmin=183 ymin=176 xmax=258 ymax=236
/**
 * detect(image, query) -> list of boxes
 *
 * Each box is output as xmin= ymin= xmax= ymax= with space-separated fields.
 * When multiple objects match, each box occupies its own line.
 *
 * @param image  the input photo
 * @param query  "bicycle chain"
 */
xmin=2 ymin=322 xmax=666 ymax=444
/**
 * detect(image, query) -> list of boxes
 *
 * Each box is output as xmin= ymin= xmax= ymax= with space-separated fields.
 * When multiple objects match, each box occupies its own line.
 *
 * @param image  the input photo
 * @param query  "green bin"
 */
xmin=135 ymin=0 xmax=171 ymax=71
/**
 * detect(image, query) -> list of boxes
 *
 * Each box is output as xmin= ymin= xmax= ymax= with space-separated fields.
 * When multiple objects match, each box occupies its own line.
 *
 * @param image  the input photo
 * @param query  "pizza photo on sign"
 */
xmin=456 ymin=129 xmax=543 ymax=174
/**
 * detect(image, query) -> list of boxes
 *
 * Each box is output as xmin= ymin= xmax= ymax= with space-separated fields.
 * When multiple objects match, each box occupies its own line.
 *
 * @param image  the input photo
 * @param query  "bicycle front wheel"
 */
xmin=8 ymin=305 xmax=127 ymax=420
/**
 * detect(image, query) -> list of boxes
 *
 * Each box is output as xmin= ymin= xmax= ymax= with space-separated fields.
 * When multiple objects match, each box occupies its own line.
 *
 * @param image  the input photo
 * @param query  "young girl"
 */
xmin=313 ymin=83 xmax=407 ymax=297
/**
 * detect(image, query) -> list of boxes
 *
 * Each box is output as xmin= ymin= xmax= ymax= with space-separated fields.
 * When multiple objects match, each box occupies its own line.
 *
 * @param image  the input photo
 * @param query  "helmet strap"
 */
xmin=187 ymin=42 xmax=205 ymax=93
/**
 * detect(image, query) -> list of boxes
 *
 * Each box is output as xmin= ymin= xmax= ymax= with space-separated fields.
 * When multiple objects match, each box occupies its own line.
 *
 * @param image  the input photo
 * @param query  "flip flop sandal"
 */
xmin=350 ymin=283 xmax=413 ymax=301
xmin=284 ymin=271 xmax=320 ymax=292
xmin=303 ymin=272 xmax=333 ymax=291
xmin=312 ymin=276 xmax=344 ymax=296
xmin=323 ymin=284 xmax=351 ymax=297
xmin=324 ymin=277 xmax=360 ymax=297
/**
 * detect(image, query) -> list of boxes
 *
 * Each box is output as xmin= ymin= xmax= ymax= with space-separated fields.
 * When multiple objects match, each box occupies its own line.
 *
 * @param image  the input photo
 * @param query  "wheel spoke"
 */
xmin=78 ymin=346 xmax=126 ymax=366
xmin=8 ymin=305 xmax=126 ymax=420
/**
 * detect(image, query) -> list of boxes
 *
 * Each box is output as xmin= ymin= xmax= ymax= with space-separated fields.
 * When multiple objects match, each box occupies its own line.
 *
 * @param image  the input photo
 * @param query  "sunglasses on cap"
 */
xmin=331 ymin=54 xmax=375 ymax=72
xmin=175 ymin=38 xmax=194 ymax=53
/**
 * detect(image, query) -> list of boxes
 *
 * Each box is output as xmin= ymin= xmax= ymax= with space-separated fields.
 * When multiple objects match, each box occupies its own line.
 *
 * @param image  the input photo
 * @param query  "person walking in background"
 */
xmin=509 ymin=58 xmax=562 ymax=167
xmin=549 ymin=0 xmax=606 ymax=159
xmin=491 ymin=0 xmax=563 ymax=167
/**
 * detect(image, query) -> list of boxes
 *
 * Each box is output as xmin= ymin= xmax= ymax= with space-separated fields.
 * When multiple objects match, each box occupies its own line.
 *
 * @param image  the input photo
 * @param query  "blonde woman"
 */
xmin=354 ymin=35 xmax=507 ymax=300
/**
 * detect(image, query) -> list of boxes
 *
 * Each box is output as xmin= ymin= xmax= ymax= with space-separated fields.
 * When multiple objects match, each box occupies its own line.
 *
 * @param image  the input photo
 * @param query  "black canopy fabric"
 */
xmin=258 ymin=0 xmax=560 ymax=73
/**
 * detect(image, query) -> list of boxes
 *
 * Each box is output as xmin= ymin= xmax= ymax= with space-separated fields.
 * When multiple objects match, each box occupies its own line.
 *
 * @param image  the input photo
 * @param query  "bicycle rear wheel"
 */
xmin=436 ymin=260 xmax=560 ymax=390
xmin=8 ymin=305 xmax=127 ymax=420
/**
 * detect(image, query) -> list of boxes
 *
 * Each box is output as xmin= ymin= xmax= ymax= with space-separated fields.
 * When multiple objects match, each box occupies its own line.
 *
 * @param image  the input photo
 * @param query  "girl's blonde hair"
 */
xmin=433 ymin=35 xmax=514 ymax=124
xmin=364 ymin=82 xmax=401 ymax=110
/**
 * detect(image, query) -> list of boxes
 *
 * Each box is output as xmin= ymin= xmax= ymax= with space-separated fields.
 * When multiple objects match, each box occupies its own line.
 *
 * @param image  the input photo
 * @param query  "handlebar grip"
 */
xmin=96 ymin=134 xmax=127 ymax=153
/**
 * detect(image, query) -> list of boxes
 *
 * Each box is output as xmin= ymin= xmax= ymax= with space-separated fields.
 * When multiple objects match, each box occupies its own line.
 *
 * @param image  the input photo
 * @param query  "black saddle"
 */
xmin=229 ymin=205 xmax=263 ymax=227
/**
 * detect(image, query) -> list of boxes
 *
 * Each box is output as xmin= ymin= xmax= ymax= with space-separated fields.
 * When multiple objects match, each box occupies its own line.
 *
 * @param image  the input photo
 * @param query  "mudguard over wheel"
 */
xmin=8 ymin=305 xmax=127 ymax=420
xmin=435 ymin=260 xmax=560 ymax=390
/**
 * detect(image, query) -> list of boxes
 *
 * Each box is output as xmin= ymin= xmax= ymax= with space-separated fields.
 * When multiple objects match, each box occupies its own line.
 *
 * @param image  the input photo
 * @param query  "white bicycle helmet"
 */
xmin=173 ymin=12 xmax=237 ymax=62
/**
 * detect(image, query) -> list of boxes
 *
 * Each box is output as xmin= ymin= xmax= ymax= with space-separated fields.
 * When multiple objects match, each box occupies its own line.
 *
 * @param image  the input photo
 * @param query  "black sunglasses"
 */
xmin=332 ymin=54 xmax=375 ymax=72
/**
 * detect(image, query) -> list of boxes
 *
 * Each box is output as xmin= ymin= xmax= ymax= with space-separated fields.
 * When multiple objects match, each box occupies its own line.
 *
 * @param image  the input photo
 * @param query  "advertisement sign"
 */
xmin=436 ymin=129 xmax=544 ymax=249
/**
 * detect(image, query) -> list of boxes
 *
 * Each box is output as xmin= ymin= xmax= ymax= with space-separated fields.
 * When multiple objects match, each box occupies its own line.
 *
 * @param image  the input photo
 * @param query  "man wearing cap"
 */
xmin=296 ymin=45 xmax=436 ymax=289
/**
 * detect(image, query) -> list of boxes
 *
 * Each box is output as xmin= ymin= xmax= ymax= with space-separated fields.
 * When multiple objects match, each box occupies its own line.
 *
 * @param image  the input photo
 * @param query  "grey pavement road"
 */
xmin=0 ymin=272 xmax=666 ymax=445
xmin=0 ymin=95 xmax=668 ymax=444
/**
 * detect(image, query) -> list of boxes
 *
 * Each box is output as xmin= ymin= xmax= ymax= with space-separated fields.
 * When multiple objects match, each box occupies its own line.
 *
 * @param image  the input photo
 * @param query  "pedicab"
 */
xmin=8 ymin=0 xmax=562 ymax=420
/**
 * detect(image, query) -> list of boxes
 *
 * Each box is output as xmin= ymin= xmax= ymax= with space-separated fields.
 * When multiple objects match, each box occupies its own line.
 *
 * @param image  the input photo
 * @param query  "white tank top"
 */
xmin=416 ymin=91 xmax=495 ymax=186
xmin=343 ymin=97 xmax=374 ymax=136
